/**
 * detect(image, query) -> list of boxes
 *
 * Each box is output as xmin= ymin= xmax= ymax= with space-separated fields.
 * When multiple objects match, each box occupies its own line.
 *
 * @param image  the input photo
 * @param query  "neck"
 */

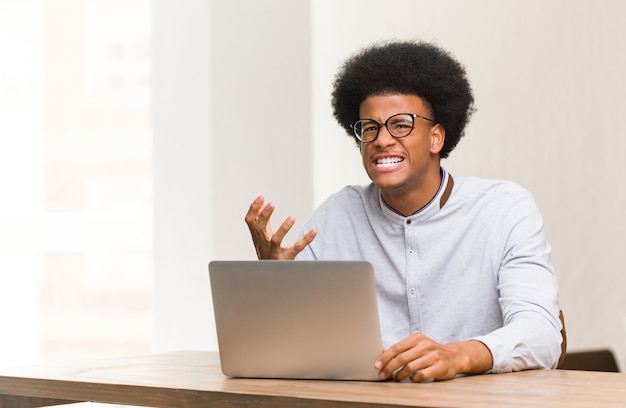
xmin=381 ymin=168 xmax=443 ymax=216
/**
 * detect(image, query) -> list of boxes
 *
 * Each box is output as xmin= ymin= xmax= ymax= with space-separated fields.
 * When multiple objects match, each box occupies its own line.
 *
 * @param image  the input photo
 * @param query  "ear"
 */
xmin=429 ymin=124 xmax=445 ymax=155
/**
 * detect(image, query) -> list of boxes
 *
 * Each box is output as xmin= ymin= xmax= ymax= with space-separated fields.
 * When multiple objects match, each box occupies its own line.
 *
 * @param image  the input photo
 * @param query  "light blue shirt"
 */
xmin=296 ymin=168 xmax=562 ymax=373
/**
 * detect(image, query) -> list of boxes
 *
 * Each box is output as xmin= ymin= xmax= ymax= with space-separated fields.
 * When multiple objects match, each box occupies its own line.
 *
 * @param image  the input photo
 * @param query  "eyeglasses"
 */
xmin=350 ymin=113 xmax=436 ymax=143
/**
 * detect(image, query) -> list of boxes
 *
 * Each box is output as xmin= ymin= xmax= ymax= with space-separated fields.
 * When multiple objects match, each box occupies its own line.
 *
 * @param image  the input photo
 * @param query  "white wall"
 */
xmin=152 ymin=0 xmax=214 ymax=351
xmin=154 ymin=0 xmax=626 ymax=370
xmin=152 ymin=0 xmax=312 ymax=352
xmin=311 ymin=0 xmax=626 ymax=371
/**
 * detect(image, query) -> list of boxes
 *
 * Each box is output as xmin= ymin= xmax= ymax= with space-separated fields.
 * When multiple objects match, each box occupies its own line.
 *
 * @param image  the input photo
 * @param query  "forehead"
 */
xmin=359 ymin=94 xmax=428 ymax=119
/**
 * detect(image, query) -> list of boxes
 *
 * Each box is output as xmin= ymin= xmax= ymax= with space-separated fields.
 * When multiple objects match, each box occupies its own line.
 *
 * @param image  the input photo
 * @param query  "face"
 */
xmin=358 ymin=94 xmax=445 ymax=201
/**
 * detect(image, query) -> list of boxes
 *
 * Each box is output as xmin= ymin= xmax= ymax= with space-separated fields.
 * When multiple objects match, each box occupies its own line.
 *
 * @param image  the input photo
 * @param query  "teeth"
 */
xmin=376 ymin=157 xmax=403 ymax=167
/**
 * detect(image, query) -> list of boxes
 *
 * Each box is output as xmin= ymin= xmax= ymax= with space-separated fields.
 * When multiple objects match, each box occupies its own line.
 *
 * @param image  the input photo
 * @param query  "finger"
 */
xmin=291 ymin=229 xmax=317 ymax=254
xmin=257 ymin=201 xmax=275 ymax=227
xmin=244 ymin=196 xmax=265 ymax=227
xmin=375 ymin=347 xmax=397 ymax=379
xmin=251 ymin=202 xmax=276 ymax=243
xmin=375 ymin=333 xmax=425 ymax=380
xmin=375 ymin=334 xmax=417 ymax=371
xmin=270 ymin=216 xmax=296 ymax=248
xmin=374 ymin=352 xmax=393 ymax=379
xmin=407 ymin=357 xmax=454 ymax=382
xmin=278 ymin=229 xmax=318 ymax=259
xmin=394 ymin=343 xmax=450 ymax=382
xmin=393 ymin=355 xmax=430 ymax=382
xmin=375 ymin=348 xmax=411 ymax=380
xmin=409 ymin=369 xmax=427 ymax=383
xmin=245 ymin=197 xmax=276 ymax=259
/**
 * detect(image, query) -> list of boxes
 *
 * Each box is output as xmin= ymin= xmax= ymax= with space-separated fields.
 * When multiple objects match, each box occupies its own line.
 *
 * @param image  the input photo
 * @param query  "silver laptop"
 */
xmin=208 ymin=260 xmax=383 ymax=381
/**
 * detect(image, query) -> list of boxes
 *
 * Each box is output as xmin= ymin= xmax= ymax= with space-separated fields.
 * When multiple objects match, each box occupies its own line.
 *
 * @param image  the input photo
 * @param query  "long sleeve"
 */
xmin=295 ymin=172 xmax=562 ymax=372
xmin=471 ymin=190 xmax=562 ymax=372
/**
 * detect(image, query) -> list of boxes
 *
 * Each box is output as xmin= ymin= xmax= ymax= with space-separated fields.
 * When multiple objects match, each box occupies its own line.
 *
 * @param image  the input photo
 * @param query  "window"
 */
xmin=0 ymin=0 xmax=152 ymax=366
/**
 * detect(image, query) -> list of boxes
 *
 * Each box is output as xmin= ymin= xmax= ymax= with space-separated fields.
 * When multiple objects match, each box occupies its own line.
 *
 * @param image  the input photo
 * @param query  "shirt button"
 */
xmin=408 ymin=249 xmax=414 ymax=255
xmin=409 ymin=288 xmax=416 ymax=295
xmin=406 ymin=219 xmax=412 ymax=225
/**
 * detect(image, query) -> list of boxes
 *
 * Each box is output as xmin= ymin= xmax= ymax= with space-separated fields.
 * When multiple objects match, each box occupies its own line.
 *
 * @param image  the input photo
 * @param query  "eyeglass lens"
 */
xmin=353 ymin=113 xmax=415 ymax=142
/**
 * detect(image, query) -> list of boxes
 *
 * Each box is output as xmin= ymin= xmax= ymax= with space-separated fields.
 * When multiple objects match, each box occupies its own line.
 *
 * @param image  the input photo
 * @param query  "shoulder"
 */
xmin=448 ymin=175 xmax=542 ymax=225
xmin=453 ymin=176 xmax=534 ymax=203
xmin=302 ymin=183 xmax=380 ymax=231
xmin=320 ymin=183 xmax=378 ymax=209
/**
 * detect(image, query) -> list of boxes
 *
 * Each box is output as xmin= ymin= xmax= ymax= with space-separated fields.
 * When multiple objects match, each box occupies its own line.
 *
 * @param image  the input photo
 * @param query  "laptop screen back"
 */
xmin=209 ymin=260 xmax=382 ymax=381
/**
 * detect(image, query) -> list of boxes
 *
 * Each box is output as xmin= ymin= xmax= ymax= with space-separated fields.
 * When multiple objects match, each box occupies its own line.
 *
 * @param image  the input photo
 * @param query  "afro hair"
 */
xmin=331 ymin=40 xmax=475 ymax=158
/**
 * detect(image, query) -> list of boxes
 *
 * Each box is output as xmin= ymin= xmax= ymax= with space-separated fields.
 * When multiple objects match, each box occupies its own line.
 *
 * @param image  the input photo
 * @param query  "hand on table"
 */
xmin=245 ymin=195 xmax=317 ymax=260
xmin=374 ymin=332 xmax=493 ymax=383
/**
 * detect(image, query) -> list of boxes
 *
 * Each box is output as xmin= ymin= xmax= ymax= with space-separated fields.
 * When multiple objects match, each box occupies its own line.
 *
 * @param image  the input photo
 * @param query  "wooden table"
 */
xmin=0 ymin=350 xmax=625 ymax=408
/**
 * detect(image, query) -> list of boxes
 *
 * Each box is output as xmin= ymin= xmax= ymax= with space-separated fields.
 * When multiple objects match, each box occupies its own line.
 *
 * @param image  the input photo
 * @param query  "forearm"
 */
xmin=473 ymin=314 xmax=562 ymax=372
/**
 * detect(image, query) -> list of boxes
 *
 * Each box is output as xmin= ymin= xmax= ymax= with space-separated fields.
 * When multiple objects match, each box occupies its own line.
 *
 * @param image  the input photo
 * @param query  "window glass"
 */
xmin=0 ymin=0 xmax=152 ymax=366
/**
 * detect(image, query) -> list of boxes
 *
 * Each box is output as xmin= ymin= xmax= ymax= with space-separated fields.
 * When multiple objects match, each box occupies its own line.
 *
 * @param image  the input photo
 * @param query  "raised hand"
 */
xmin=244 ymin=196 xmax=317 ymax=260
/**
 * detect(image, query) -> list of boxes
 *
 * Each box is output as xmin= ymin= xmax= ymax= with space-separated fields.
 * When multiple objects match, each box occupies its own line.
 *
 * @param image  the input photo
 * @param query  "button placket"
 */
xmin=405 ymin=219 xmax=420 ymax=332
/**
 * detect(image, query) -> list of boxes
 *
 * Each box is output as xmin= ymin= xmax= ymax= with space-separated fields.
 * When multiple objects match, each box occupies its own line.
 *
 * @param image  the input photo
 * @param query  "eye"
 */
xmin=360 ymin=121 xmax=379 ymax=133
xmin=394 ymin=123 xmax=411 ymax=129
xmin=389 ymin=119 xmax=412 ymax=130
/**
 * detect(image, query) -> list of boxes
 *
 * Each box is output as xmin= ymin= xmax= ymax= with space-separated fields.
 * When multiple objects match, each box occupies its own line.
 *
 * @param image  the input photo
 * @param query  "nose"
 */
xmin=373 ymin=125 xmax=396 ymax=147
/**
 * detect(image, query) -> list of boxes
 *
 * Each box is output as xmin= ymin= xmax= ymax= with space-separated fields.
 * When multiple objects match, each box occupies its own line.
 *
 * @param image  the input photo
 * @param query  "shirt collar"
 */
xmin=378 ymin=167 xmax=453 ymax=225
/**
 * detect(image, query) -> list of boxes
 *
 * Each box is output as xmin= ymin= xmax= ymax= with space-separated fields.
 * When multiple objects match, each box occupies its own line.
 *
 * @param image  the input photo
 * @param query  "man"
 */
xmin=245 ymin=40 xmax=562 ymax=382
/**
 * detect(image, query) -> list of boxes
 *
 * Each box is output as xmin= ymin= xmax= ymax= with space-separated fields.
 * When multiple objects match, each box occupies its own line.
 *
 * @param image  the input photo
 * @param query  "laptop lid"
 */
xmin=208 ymin=260 xmax=383 ymax=381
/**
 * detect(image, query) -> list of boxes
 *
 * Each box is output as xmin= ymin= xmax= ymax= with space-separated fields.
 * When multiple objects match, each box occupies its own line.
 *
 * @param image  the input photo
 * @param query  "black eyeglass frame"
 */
xmin=349 ymin=113 xmax=436 ymax=143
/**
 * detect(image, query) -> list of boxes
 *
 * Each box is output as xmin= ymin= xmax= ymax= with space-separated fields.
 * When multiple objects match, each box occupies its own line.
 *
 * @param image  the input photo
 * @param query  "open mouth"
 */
xmin=375 ymin=157 xmax=404 ymax=168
